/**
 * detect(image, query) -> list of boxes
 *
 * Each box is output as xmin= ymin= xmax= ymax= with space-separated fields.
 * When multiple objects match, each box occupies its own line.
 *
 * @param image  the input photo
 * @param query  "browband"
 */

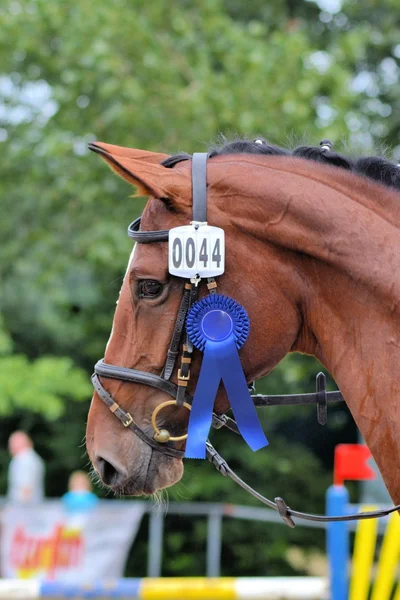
xmin=128 ymin=152 xmax=208 ymax=243
xmin=128 ymin=217 xmax=168 ymax=243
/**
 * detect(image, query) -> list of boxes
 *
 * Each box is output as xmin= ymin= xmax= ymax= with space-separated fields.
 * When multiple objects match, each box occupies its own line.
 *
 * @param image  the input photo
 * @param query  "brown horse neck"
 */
xmin=217 ymin=155 xmax=400 ymax=502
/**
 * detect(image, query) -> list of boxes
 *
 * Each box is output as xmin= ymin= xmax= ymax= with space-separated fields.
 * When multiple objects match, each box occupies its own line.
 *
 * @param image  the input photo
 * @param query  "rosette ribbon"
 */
xmin=185 ymin=294 xmax=269 ymax=459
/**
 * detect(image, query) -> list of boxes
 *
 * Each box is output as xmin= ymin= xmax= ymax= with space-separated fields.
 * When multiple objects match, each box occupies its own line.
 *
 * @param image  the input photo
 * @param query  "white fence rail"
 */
xmin=0 ymin=577 xmax=328 ymax=599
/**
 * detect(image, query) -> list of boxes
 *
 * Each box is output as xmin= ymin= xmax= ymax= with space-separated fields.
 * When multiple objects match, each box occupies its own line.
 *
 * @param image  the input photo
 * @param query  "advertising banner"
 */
xmin=0 ymin=501 xmax=145 ymax=580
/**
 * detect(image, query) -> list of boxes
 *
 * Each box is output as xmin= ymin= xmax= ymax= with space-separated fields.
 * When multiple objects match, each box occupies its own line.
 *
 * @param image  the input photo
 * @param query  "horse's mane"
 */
xmin=162 ymin=138 xmax=400 ymax=192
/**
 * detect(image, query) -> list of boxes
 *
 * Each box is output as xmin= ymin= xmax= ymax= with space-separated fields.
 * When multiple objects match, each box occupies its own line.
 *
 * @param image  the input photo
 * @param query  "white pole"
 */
xmin=235 ymin=577 xmax=329 ymax=600
xmin=0 ymin=580 xmax=40 ymax=600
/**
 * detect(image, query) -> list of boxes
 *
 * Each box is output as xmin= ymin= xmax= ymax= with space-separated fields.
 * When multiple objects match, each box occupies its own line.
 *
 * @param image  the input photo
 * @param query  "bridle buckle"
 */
xmin=123 ymin=413 xmax=134 ymax=427
xmin=177 ymin=369 xmax=191 ymax=381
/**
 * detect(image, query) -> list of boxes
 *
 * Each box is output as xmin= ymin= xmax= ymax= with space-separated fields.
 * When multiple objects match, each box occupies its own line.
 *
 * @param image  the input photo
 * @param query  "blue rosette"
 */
xmin=185 ymin=294 xmax=269 ymax=459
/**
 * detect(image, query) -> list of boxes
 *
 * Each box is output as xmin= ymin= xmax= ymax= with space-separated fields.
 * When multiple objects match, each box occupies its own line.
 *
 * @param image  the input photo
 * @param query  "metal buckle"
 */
xmin=212 ymin=414 xmax=227 ymax=429
xmin=123 ymin=413 xmax=133 ymax=427
xmin=178 ymin=369 xmax=191 ymax=381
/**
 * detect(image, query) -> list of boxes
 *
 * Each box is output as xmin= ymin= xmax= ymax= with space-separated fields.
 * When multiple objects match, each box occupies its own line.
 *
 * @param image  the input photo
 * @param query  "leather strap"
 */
xmin=92 ymin=374 xmax=184 ymax=459
xmin=163 ymin=283 xmax=193 ymax=380
xmin=316 ymin=371 xmax=328 ymax=425
xmin=128 ymin=153 xmax=209 ymax=243
xmin=94 ymin=359 xmax=187 ymax=400
xmin=95 ymin=360 xmax=345 ymax=416
xmin=191 ymin=153 xmax=208 ymax=222
xmin=252 ymin=388 xmax=343 ymax=407
xmin=176 ymin=283 xmax=199 ymax=406
xmin=128 ymin=217 xmax=169 ymax=243
xmin=205 ymin=442 xmax=400 ymax=525
xmin=207 ymin=277 xmax=218 ymax=295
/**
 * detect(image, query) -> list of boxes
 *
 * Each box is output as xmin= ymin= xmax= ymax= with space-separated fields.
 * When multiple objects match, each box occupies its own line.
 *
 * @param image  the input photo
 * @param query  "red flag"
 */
xmin=334 ymin=444 xmax=376 ymax=486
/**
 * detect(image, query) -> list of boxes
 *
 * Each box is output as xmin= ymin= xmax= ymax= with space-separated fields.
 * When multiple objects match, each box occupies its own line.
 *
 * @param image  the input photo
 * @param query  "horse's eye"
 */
xmin=137 ymin=280 xmax=163 ymax=299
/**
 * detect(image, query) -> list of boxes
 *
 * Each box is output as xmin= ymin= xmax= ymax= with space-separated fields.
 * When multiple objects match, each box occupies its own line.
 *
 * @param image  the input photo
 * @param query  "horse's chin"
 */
xmin=108 ymin=453 xmax=184 ymax=497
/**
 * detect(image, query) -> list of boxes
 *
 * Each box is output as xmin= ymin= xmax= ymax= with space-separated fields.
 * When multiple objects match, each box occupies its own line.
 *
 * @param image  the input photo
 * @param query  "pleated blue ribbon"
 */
xmin=185 ymin=294 xmax=269 ymax=459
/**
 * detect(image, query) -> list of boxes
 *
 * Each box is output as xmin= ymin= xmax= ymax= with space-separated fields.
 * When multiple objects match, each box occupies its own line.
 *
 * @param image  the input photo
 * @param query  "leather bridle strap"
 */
xmin=252 ymin=371 xmax=343 ymax=430
xmin=163 ymin=282 xmax=193 ymax=381
xmin=253 ymin=391 xmax=343 ymax=407
xmin=129 ymin=153 xmax=208 ymax=383
xmin=175 ymin=283 xmax=199 ymax=406
xmin=127 ymin=153 xmax=208 ymax=242
xmin=191 ymin=152 xmax=208 ymax=222
xmin=95 ymin=360 xmax=344 ymax=412
xmin=95 ymin=359 xmax=181 ymax=397
xmin=128 ymin=217 xmax=168 ymax=243
xmin=92 ymin=370 xmax=184 ymax=459
xmin=173 ymin=153 xmax=207 ymax=403
xmin=205 ymin=442 xmax=400 ymax=527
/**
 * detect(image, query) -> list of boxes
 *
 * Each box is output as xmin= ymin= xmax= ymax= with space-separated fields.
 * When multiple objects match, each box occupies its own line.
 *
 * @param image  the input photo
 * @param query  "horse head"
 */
xmin=86 ymin=143 xmax=304 ymax=495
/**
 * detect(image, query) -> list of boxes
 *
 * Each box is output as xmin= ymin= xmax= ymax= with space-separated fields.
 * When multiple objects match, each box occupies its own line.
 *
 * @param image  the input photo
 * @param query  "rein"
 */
xmin=92 ymin=153 xmax=400 ymax=527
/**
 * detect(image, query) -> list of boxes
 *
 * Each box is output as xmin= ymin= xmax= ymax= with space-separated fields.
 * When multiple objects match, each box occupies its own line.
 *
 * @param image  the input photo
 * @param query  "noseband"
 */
xmin=92 ymin=153 xmax=400 ymax=526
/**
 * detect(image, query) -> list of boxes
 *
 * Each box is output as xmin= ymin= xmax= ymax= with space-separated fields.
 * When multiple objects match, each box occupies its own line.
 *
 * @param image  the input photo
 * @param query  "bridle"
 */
xmin=92 ymin=152 xmax=400 ymax=527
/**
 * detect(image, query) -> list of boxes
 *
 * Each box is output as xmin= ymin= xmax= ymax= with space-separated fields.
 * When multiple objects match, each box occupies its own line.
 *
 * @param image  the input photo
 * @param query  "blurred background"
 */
xmin=0 ymin=0 xmax=399 ymax=580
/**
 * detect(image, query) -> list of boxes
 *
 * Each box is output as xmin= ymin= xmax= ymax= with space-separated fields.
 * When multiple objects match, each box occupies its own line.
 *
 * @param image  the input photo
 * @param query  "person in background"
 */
xmin=62 ymin=470 xmax=98 ymax=512
xmin=7 ymin=431 xmax=45 ymax=503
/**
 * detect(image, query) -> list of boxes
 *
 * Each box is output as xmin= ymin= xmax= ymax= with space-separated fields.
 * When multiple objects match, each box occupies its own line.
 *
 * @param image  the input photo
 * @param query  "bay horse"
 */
xmin=86 ymin=138 xmax=400 ymax=516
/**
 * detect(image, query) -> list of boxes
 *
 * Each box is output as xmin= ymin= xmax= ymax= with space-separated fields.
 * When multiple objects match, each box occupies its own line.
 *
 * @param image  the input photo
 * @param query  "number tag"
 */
xmin=168 ymin=225 xmax=225 ymax=278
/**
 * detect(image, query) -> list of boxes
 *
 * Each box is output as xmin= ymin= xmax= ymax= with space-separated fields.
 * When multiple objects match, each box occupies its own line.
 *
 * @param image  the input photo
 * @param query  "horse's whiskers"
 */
xmin=149 ymin=489 xmax=169 ymax=514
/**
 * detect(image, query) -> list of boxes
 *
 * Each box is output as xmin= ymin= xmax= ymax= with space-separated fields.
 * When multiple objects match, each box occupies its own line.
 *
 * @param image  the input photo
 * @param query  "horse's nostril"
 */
xmin=95 ymin=456 xmax=126 ymax=487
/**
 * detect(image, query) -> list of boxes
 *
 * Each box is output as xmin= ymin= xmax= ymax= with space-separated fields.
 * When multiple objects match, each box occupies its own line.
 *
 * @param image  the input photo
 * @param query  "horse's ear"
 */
xmin=90 ymin=142 xmax=170 ymax=166
xmin=88 ymin=142 xmax=182 ymax=199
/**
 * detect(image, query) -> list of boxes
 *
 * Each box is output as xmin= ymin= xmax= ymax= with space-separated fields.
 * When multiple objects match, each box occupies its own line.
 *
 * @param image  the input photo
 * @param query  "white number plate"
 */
xmin=168 ymin=225 xmax=225 ymax=278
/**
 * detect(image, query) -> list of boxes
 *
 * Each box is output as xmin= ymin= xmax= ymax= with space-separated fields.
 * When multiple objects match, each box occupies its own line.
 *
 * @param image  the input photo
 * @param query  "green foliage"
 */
xmin=0 ymin=0 xmax=398 ymax=577
xmin=0 ymin=316 xmax=91 ymax=418
xmin=0 ymin=354 xmax=90 ymax=418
